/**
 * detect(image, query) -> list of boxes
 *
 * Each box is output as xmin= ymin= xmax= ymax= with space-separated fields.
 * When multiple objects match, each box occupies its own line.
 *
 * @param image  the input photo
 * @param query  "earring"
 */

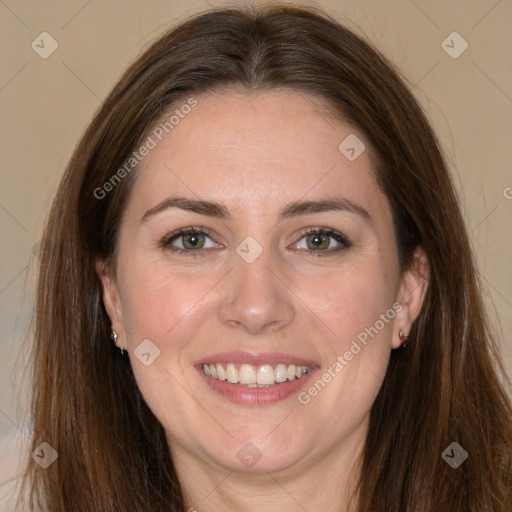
xmin=399 ymin=329 xmax=409 ymax=348
xmin=111 ymin=329 xmax=124 ymax=355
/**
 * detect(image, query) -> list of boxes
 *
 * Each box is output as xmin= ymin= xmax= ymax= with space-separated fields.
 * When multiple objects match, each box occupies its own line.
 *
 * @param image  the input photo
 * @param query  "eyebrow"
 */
xmin=140 ymin=195 xmax=371 ymax=223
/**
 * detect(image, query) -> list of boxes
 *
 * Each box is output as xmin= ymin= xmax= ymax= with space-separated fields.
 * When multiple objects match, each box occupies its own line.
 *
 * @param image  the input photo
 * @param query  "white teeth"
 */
xmin=225 ymin=363 xmax=238 ymax=384
xmin=274 ymin=364 xmax=288 ymax=383
xmin=202 ymin=362 xmax=311 ymax=386
xmin=216 ymin=363 xmax=226 ymax=381
xmin=257 ymin=364 xmax=275 ymax=385
xmin=239 ymin=364 xmax=256 ymax=385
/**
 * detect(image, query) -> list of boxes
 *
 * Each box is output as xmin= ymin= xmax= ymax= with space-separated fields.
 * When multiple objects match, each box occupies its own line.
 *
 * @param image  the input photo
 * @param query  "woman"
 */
xmin=20 ymin=4 xmax=512 ymax=511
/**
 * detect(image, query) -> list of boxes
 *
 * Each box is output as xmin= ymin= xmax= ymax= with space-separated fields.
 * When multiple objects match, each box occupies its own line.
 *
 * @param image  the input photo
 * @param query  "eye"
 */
xmin=291 ymin=227 xmax=351 ymax=256
xmin=161 ymin=226 xmax=221 ymax=257
xmin=160 ymin=226 xmax=351 ymax=258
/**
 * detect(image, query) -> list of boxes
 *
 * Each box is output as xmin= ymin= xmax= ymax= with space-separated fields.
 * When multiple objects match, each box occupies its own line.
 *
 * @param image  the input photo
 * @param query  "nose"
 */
xmin=218 ymin=249 xmax=295 ymax=335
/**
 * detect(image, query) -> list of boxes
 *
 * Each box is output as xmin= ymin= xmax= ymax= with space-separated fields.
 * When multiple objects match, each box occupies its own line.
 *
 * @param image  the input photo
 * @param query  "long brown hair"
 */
xmin=21 ymin=4 xmax=512 ymax=511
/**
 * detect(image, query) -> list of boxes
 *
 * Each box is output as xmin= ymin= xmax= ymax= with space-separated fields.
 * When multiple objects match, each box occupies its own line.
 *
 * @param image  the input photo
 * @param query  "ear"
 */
xmin=95 ymin=257 xmax=126 ymax=339
xmin=391 ymin=246 xmax=430 ymax=349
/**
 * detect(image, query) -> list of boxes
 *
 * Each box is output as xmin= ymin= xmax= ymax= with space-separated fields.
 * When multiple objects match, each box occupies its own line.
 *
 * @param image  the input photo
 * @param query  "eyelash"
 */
xmin=160 ymin=225 xmax=352 ymax=258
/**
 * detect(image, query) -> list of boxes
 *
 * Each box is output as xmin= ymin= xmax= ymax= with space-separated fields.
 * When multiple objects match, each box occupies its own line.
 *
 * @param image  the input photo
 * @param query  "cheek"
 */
xmin=307 ymin=259 xmax=397 ymax=350
xmin=119 ymin=266 xmax=213 ymax=430
xmin=297 ymin=257 xmax=397 ymax=412
xmin=118 ymin=257 xmax=209 ymax=347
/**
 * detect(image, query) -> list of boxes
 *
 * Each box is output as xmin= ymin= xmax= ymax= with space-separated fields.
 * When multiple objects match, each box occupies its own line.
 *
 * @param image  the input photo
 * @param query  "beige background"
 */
xmin=1 ymin=0 xmax=511 ymax=508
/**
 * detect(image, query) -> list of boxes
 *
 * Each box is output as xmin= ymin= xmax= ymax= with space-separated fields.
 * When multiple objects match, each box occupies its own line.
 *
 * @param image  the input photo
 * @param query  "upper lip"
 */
xmin=195 ymin=351 xmax=319 ymax=368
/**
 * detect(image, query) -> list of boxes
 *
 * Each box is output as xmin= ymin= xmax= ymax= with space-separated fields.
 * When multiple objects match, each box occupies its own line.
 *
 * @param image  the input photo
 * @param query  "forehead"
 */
xmin=126 ymin=90 xmax=389 ymax=222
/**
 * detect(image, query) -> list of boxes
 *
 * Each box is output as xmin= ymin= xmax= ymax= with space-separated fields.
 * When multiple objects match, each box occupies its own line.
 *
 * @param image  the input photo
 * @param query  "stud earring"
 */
xmin=399 ymin=329 xmax=409 ymax=348
xmin=111 ymin=329 xmax=125 ymax=355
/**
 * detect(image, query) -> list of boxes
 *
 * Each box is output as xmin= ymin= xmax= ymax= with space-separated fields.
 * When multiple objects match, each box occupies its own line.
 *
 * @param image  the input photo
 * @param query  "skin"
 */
xmin=97 ymin=90 xmax=429 ymax=512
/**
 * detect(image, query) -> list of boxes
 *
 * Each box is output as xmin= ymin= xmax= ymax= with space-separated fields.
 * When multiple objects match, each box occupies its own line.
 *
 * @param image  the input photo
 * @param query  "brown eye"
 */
xmin=292 ymin=227 xmax=351 ymax=256
xmin=306 ymin=232 xmax=330 ymax=250
xmin=161 ymin=227 xmax=220 ymax=257
xmin=180 ymin=231 xmax=206 ymax=249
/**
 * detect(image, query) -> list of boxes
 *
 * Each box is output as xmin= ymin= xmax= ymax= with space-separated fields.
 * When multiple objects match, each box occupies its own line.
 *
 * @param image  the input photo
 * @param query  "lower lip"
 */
xmin=196 ymin=366 xmax=318 ymax=405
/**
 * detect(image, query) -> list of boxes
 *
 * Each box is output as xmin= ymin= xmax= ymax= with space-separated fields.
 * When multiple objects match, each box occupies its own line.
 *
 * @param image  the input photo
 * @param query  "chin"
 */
xmin=199 ymin=432 xmax=313 ymax=475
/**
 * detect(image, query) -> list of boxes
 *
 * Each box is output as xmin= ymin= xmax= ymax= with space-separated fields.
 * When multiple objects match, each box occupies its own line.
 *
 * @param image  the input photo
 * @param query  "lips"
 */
xmin=195 ymin=351 xmax=319 ymax=405
xmin=196 ymin=351 xmax=318 ymax=368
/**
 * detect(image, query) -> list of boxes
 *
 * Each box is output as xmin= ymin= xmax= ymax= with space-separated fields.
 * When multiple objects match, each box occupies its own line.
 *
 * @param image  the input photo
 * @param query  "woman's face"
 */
xmin=99 ymin=90 xmax=426 ymax=476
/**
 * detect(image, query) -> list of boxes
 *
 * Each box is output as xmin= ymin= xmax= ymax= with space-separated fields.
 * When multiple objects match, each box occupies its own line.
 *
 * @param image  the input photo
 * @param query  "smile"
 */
xmin=202 ymin=363 xmax=311 ymax=386
xmin=196 ymin=352 xmax=319 ymax=405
